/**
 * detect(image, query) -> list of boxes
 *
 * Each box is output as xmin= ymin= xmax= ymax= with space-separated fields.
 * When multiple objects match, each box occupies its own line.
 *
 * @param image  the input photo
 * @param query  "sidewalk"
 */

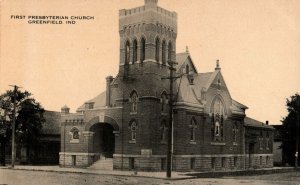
xmin=0 ymin=165 xmax=191 ymax=180
xmin=0 ymin=165 xmax=297 ymax=180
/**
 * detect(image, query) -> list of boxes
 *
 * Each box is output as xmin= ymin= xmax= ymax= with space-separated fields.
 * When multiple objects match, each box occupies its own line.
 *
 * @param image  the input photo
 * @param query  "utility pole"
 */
xmin=165 ymin=58 xmax=178 ymax=178
xmin=9 ymin=85 xmax=20 ymax=168
xmin=296 ymin=97 xmax=299 ymax=168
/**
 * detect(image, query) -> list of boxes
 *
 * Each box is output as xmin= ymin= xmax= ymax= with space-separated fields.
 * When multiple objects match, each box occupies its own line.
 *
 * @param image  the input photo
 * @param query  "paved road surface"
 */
xmin=0 ymin=169 xmax=300 ymax=185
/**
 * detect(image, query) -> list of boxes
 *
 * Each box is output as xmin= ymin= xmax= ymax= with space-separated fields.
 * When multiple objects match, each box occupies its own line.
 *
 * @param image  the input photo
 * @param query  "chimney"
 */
xmin=145 ymin=0 xmax=158 ymax=8
xmin=266 ymin=120 xmax=269 ymax=125
xmin=215 ymin=59 xmax=221 ymax=71
xmin=106 ymin=76 xmax=114 ymax=107
xmin=61 ymin=105 xmax=70 ymax=114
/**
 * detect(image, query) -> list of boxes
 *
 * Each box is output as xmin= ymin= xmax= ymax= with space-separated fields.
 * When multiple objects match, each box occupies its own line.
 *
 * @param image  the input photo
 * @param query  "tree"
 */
xmin=281 ymin=93 xmax=300 ymax=166
xmin=0 ymin=88 xmax=45 ymax=166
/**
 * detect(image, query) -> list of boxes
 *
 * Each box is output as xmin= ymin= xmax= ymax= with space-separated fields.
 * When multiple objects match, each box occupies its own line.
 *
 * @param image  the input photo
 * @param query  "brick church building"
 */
xmin=59 ymin=0 xmax=274 ymax=171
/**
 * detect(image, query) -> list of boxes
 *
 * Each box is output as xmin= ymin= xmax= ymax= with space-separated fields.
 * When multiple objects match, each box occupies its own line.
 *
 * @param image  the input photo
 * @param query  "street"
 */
xmin=0 ymin=169 xmax=300 ymax=185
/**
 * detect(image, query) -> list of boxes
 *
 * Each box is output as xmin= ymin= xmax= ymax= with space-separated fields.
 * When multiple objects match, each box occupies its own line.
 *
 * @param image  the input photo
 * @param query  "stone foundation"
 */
xmin=59 ymin=152 xmax=95 ymax=167
xmin=113 ymin=154 xmax=273 ymax=172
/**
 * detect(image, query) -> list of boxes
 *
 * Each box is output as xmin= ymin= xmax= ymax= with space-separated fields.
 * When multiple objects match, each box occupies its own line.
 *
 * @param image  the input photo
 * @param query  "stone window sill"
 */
xmin=233 ymin=142 xmax=238 ymax=146
xmin=211 ymin=142 xmax=226 ymax=146
xmin=70 ymin=139 xmax=79 ymax=143
xmin=130 ymin=112 xmax=137 ymax=115
xmin=161 ymin=113 xmax=168 ymax=116
xmin=129 ymin=140 xmax=136 ymax=144
xmin=190 ymin=141 xmax=196 ymax=145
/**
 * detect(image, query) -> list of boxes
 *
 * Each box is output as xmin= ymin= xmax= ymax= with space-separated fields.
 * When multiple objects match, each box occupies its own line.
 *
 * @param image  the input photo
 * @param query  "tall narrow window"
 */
xmin=130 ymin=91 xmax=138 ymax=113
xmin=190 ymin=118 xmax=197 ymax=142
xmin=133 ymin=39 xmax=137 ymax=63
xmin=162 ymin=40 xmax=166 ymax=64
xmin=160 ymin=120 xmax=167 ymax=143
xmin=211 ymin=97 xmax=225 ymax=141
xmin=266 ymin=132 xmax=270 ymax=150
xmin=130 ymin=121 xmax=137 ymax=141
xmin=140 ymin=37 xmax=146 ymax=62
xmin=161 ymin=92 xmax=168 ymax=113
xmin=217 ymin=79 xmax=221 ymax=90
xmin=215 ymin=120 xmax=220 ymax=136
xmin=186 ymin=64 xmax=189 ymax=74
xmin=168 ymin=42 xmax=172 ymax=63
xmin=232 ymin=123 xmax=238 ymax=143
xmin=259 ymin=131 xmax=263 ymax=150
xmin=155 ymin=38 xmax=160 ymax=62
xmin=125 ymin=41 xmax=130 ymax=64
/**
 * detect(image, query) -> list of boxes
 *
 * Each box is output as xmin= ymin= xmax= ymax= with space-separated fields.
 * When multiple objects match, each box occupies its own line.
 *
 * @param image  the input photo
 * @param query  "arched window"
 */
xmin=186 ymin=64 xmax=189 ymax=74
xmin=168 ymin=42 xmax=172 ymax=63
xmin=211 ymin=97 xmax=225 ymax=141
xmin=160 ymin=120 xmax=167 ymax=143
xmin=155 ymin=38 xmax=160 ymax=62
xmin=130 ymin=121 xmax=137 ymax=141
xmin=133 ymin=39 xmax=138 ymax=63
xmin=190 ymin=118 xmax=197 ymax=142
xmin=130 ymin=91 xmax=138 ymax=113
xmin=161 ymin=92 xmax=168 ymax=113
xmin=70 ymin=127 xmax=80 ymax=143
xmin=73 ymin=130 xmax=79 ymax=139
xmin=232 ymin=123 xmax=238 ymax=143
xmin=162 ymin=40 xmax=166 ymax=64
xmin=125 ymin=41 xmax=130 ymax=64
xmin=140 ymin=37 xmax=146 ymax=62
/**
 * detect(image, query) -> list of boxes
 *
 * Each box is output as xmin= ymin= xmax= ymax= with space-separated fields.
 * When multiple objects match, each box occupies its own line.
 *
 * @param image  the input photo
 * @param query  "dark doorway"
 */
xmin=90 ymin=123 xmax=115 ymax=158
xmin=102 ymin=124 xmax=115 ymax=158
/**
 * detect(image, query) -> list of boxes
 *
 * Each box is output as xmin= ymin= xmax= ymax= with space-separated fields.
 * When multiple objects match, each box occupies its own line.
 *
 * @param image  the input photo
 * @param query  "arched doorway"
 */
xmin=90 ymin=123 xmax=115 ymax=158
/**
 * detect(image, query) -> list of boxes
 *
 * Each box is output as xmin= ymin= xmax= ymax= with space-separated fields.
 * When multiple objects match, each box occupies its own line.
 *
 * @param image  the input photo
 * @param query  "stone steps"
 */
xmin=88 ymin=158 xmax=113 ymax=170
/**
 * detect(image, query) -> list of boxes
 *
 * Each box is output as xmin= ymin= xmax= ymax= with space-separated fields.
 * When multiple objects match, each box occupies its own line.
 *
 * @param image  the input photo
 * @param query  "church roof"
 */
xmin=176 ymin=72 xmax=215 ymax=105
xmin=232 ymin=99 xmax=248 ymax=109
xmin=42 ymin=111 xmax=61 ymax=135
xmin=175 ymin=52 xmax=198 ymax=73
xmin=244 ymin=117 xmax=274 ymax=129
xmin=77 ymin=91 xmax=106 ymax=111
xmin=176 ymin=52 xmax=189 ymax=70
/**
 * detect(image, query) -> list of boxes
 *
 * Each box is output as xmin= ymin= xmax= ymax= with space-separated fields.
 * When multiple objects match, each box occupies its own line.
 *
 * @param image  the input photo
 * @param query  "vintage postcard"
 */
xmin=0 ymin=0 xmax=299 ymax=184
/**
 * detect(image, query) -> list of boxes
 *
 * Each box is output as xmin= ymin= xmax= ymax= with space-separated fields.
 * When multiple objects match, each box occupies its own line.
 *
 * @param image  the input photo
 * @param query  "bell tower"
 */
xmin=118 ymin=0 xmax=177 ymax=76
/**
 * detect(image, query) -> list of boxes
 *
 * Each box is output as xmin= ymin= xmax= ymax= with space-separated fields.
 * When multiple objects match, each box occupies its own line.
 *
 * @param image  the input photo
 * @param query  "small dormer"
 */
xmin=85 ymin=102 xmax=95 ymax=110
xmin=176 ymin=47 xmax=198 ymax=75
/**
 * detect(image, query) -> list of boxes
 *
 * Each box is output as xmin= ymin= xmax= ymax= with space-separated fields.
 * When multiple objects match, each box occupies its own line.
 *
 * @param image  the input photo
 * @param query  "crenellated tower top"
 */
xmin=119 ymin=0 xmax=177 ymax=33
xmin=118 ymin=0 xmax=177 ymax=74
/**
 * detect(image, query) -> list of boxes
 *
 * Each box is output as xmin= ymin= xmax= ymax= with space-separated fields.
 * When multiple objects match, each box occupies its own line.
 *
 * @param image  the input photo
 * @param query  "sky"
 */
xmin=1 ymin=0 xmax=300 ymax=125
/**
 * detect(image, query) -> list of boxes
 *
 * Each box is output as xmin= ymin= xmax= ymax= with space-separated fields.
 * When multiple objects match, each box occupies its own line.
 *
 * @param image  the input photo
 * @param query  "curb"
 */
xmin=0 ymin=166 xmax=192 ymax=180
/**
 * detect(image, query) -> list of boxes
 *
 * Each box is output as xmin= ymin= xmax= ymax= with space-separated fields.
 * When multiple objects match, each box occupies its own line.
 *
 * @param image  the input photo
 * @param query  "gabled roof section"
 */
xmin=175 ymin=72 xmax=215 ymax=105
xmin=176 ymin=52 xmax=198 ymax=74
xmin=42 ymin=111 xmax=61 ymax=135
xmin=77 ymin=91 xmax=106 ymax=112
xmin=244 ymin=117 xmax=274 ymax=129
xmin=232 ymin=99 xmax=248 ymax=110
xmin=176 ymin=52 xmax=189 ymax=70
